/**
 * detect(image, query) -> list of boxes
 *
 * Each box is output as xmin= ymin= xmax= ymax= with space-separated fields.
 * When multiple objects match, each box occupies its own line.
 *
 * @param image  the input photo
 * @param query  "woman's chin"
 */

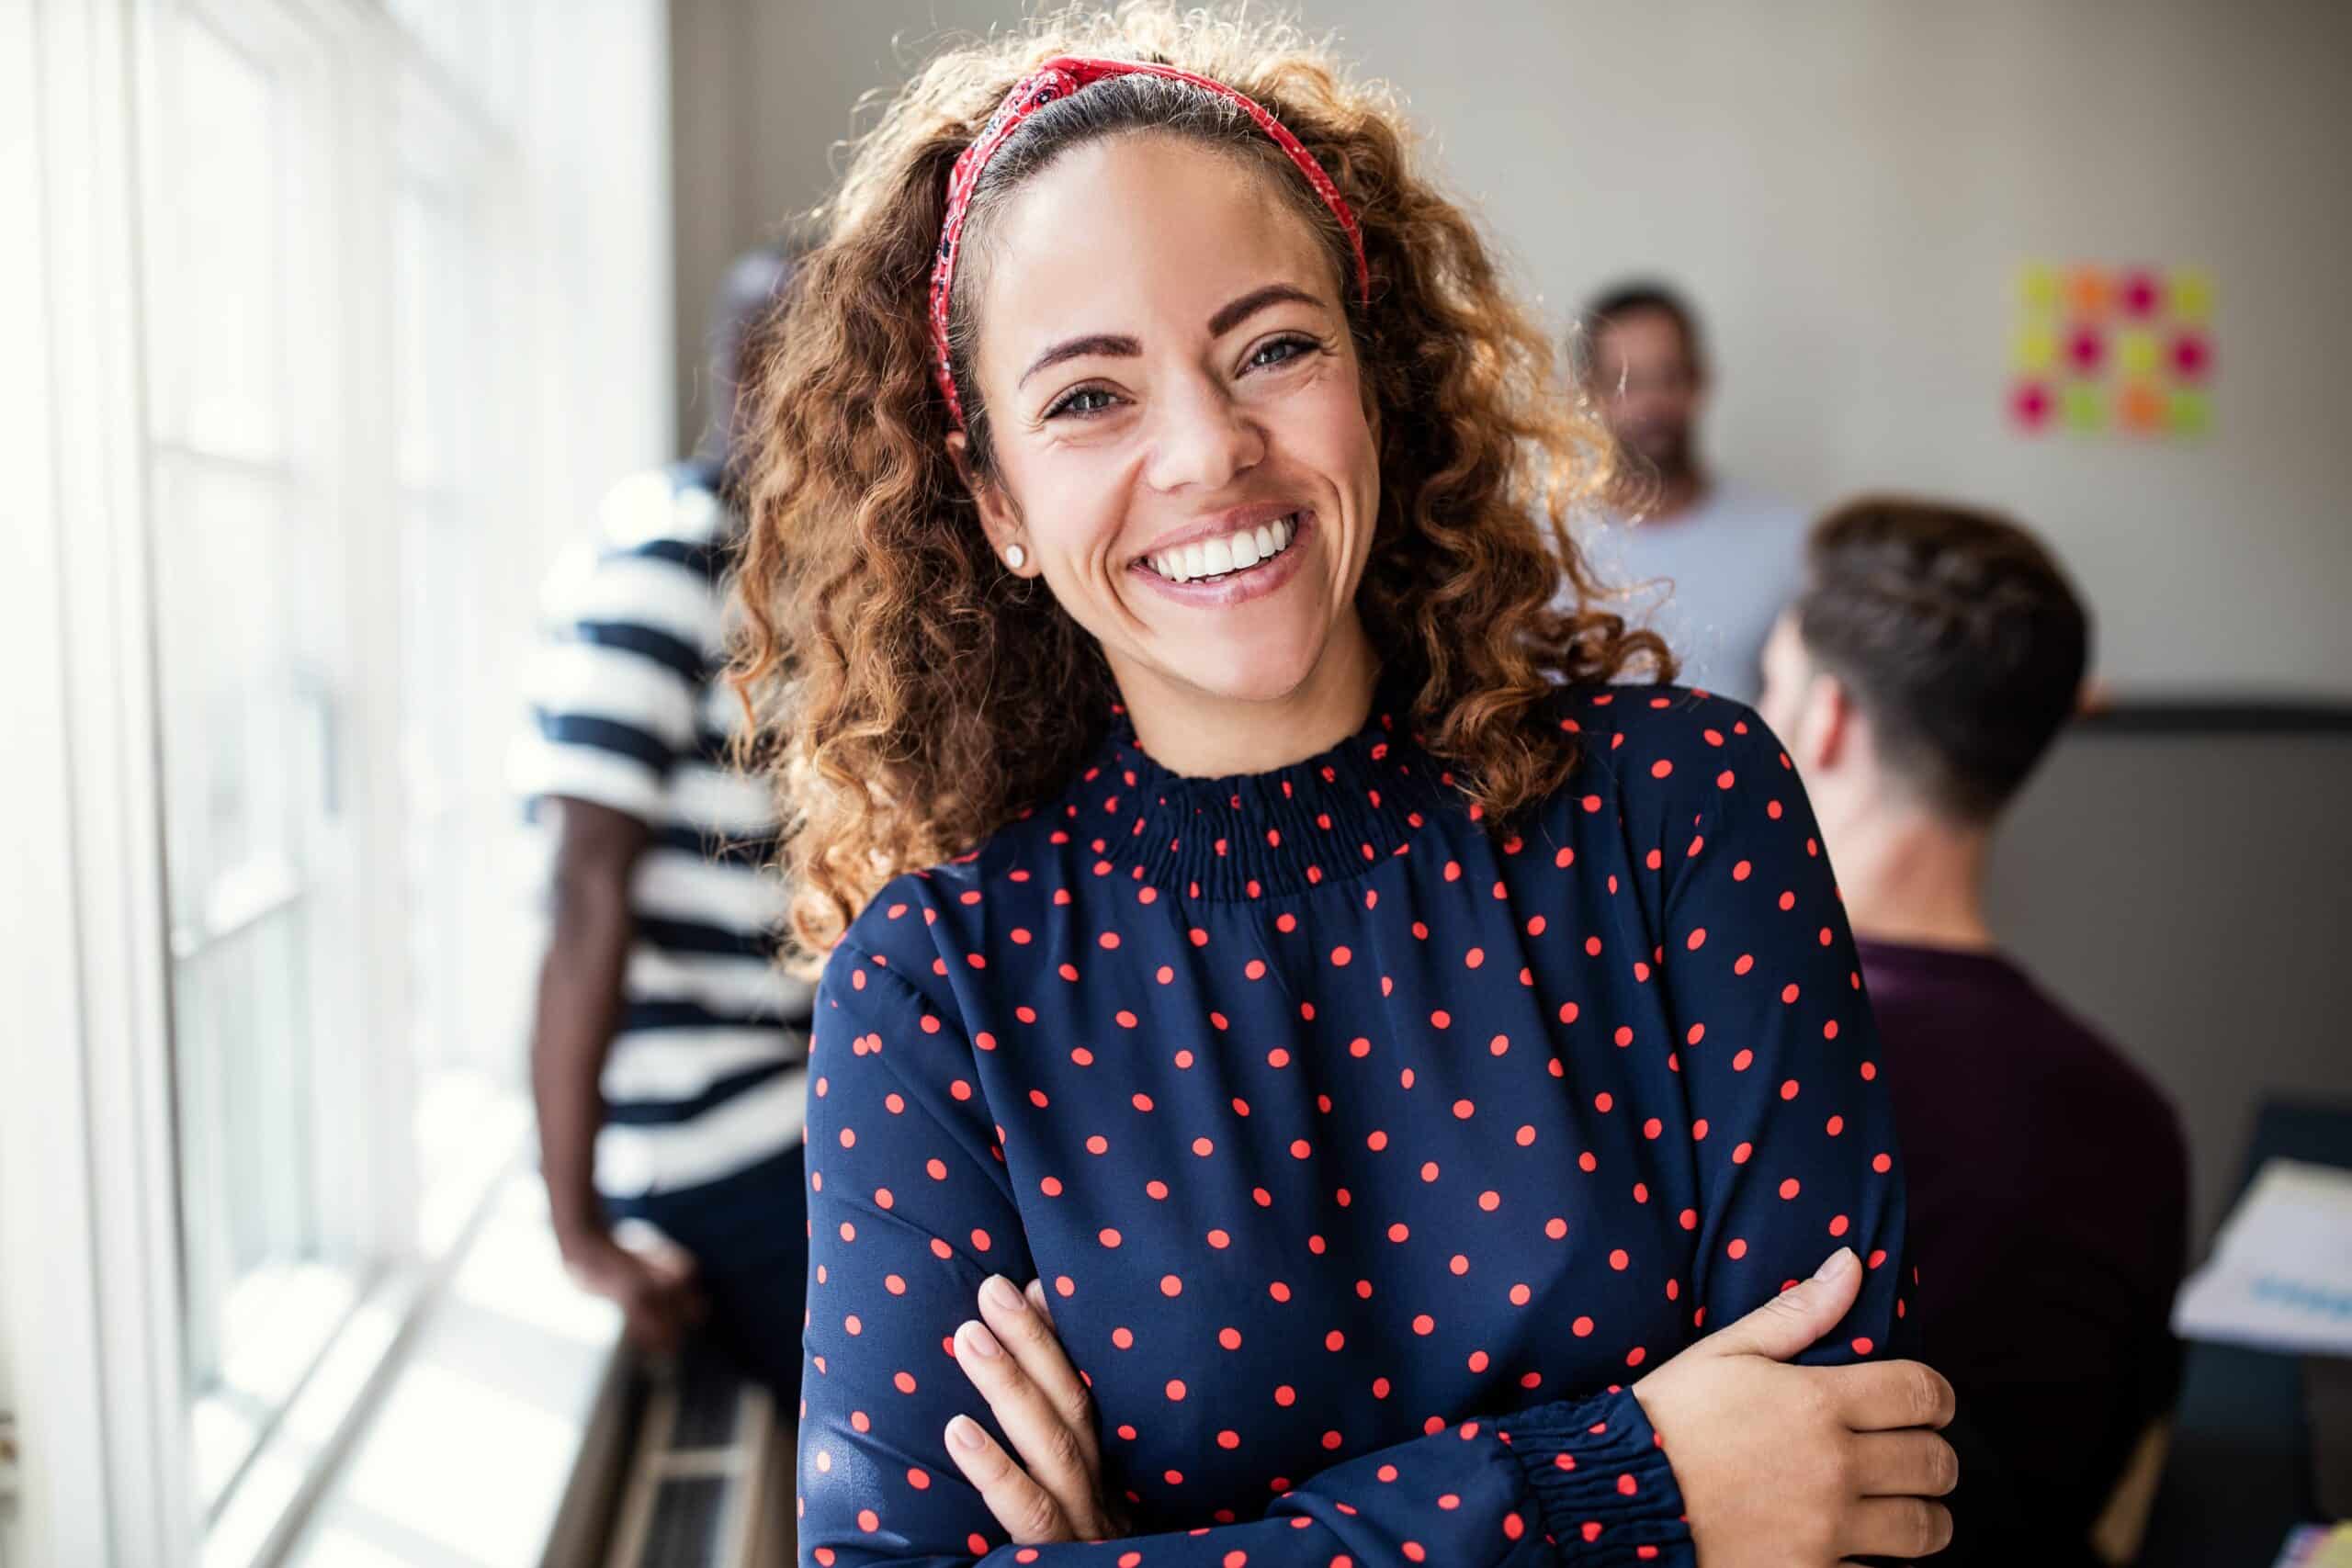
xmin=1138 ymin=630 xmax=1334 ymax=711
xmin=1201 ymin=667 xmax=1321 ymax=707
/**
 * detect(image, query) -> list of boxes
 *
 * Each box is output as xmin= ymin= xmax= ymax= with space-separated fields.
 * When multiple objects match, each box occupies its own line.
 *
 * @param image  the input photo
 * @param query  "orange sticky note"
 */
xmin=2118 ymin=381 xmax=2166 ymax=434
xmin=2065 ymin=266 xmax=2112 ymax=320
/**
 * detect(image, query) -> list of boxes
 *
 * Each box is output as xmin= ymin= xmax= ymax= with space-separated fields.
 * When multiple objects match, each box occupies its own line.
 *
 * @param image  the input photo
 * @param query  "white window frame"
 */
xmin=1 ymin=2 xmax=676 ymax=1565
xmin=4 ymin=0 xmax=194 ymax=1561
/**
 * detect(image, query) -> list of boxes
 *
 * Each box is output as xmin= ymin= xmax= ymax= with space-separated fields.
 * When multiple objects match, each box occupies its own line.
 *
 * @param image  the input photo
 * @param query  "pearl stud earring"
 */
xmin=1004 ymin=543 xmax=1027 ymax=570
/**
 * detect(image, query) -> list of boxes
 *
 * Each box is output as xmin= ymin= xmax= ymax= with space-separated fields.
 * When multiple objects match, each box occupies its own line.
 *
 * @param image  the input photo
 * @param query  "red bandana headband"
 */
xmin=927 ymin=55 xmax=1373 ymax=431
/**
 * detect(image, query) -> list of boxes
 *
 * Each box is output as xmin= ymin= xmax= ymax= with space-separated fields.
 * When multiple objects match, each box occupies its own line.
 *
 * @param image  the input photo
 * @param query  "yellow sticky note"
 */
xmin=2018 ymin=263 xmax=2061 ymax=314
xmin=2013 ymin=324 xmax=2057 ymax=373
xmin=2116 ymin=330 xmax=2159 ymax=377
xmin=2169 ymin=268 xmax=2215 ymax=322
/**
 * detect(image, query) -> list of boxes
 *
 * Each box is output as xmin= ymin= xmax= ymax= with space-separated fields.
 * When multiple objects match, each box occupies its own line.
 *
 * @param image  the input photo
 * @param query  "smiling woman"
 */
xmin=730 ymin=7 xmax=1956 ymax=1568
xmin=954 ymin=131 xmax=1383 ymax=753
xmin=732 ymin=6 xmax=1668 ymax=958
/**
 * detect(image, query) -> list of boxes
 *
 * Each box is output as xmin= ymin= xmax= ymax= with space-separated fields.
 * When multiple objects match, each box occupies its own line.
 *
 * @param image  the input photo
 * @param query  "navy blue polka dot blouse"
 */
xmin=797 ymin=684 xmax=1912 ymax=1566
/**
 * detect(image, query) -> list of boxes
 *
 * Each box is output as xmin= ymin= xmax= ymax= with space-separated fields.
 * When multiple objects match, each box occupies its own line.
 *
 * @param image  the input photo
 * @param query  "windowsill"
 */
xmin=232 ymin=1170 xmax=627 ymax=1568
xmin=194 ymin=1262 xmax=365 ymax=1514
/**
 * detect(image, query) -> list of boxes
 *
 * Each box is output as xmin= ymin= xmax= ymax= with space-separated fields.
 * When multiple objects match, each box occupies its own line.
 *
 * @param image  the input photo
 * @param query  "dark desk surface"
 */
xmin=2138 ymin=1101 xmax=2352 ymax=1567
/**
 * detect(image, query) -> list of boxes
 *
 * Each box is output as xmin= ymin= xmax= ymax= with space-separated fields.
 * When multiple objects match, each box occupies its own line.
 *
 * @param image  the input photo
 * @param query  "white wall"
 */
xmin=529 ymin=0 xmax=678 ymax=557
xmin=672 ymin=0 xmax=2352 ymax=697
xmin=1986 ymin=728 xmax=2352 ymax=1241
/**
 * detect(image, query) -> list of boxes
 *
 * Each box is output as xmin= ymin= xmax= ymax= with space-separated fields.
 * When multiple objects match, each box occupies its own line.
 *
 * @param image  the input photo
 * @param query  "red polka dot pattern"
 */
xmin=796 ymin=687 xmax=1907 ymax=1564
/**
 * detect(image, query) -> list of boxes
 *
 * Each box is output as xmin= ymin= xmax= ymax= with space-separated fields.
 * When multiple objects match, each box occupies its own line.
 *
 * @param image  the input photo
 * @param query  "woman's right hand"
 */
xmin=1632 ymin=1247 xmax=1958 ymax=1565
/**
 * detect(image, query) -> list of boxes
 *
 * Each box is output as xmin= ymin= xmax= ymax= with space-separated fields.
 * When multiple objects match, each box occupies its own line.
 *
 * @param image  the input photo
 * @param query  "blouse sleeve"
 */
xmin=1638 ymin=700 xmax=1914 ymax=1363
xmin=797 ymin=942 xmax=1696 ymax=1567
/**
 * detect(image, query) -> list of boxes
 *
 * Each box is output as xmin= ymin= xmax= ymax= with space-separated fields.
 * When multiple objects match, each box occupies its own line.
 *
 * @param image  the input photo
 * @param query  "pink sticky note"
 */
xmin=2172 ymin=331 xmax=2212 ymax=380
xmin=2065 ymin=326 xmax=2105 ymax=373
xmin=2010 ymin=380 xmax=2053 ymax=432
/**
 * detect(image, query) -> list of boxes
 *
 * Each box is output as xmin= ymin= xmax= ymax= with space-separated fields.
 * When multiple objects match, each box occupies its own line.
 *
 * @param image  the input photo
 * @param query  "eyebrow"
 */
xmin=1206 ymin=283 xmax=1322 ymax=338
xmin=1014 ymin=283 xmax=1329 ymax=389
xmin=1018 ymin=333 xmax=1141 ymax=389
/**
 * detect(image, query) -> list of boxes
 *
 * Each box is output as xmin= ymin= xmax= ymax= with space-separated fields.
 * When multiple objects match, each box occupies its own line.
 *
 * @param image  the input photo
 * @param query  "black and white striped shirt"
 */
xmin=514 ymin=462 xmax=810 ymax=1197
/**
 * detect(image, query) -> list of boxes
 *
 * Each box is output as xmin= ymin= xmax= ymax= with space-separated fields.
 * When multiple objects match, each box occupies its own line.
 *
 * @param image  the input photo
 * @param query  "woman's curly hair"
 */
xmin=732 ymin=2 xmax=1671 ymax=962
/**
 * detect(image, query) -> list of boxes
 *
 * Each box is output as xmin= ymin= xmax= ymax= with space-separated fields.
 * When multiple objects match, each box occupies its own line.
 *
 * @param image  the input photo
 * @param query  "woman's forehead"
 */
xmin=973 ymin=136 xmax=1340 ymax=355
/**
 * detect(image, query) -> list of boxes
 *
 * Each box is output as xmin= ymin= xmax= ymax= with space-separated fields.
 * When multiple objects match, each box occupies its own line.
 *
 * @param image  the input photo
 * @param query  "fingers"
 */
xmin=1822 ymin=1358 xmax=1958 ymax=1432
xmin=952 ymin=1281 xmax=1109 ymax=1537
xmin=645 ymin=1247 xmax=698 ymax=1288
xmin=625 ymin=1297 xmax=694 ymax=1354
xmin=944 ymin=1414 xmax=1076 ymax=1546
xmin=1847 ymin=1428 xmax=1960 ymax=1498
xmin=654 ymin=1289 xmax=705 ymax=1348
xmin=1838 ymin=1495 xmax=1954 ymax=1561
xmin=977 ymin=1276 xmax=1099 ymax=1467
xmin=605 ymin=1256 xmax=702 ymax=1355
xmin=620 ymin=1305 xmax=681 ymax=1356
xmin=1699 ymin=1247 xmax=1862 ymax=1361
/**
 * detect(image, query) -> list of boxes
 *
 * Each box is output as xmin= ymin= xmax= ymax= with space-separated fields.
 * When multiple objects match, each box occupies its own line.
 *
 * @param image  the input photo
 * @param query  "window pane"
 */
xmin=176 ymin=909 xmax=344 ymax=1513
xmin=152 ymin=460 xmax=350 ymax=1511
xmin=385 ymin=0 xmax=486 ymax=107
xmin=153 ymin=462 xmax=302 ymax=929
xmin=393 ymin=150 xmax=533 ymax=1257
xmin=391 ymin=186 xmax=447 ymax=492
xmin=398 ymin=501 xmax=479 ymax=1077
xmin=169 ymin=17 xmax=283 ymax=459
xmin=149 ymin=9 xmax=364 ymax=1518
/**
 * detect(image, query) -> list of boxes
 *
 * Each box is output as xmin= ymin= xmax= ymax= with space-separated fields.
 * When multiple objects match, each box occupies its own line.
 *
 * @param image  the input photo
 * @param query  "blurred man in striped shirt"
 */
xmin=514 ymin=250 xmax=808 ymax=1394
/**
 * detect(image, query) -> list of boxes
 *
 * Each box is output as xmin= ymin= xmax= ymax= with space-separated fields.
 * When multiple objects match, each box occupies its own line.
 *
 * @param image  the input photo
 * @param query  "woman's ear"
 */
xmin=946 ymin=430 xmax=1035 ymax=575
xmin=1808 ymin=671 xmax=1854 ymax=773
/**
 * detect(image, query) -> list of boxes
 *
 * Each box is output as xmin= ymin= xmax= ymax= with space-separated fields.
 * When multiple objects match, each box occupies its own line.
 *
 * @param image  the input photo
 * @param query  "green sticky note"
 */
xmin=2063 ymin=384 xmax=2106 ymax=432
xmin=2169 ymin=389 xmax=2211 ymax=435
xmin=2169 ymin=268 xmax=2215 ymax=322
xmin=2117 ymin=329 xmax=2159 ymax=377
xmin=2018 ymin=263 xmax=2061 ymax=314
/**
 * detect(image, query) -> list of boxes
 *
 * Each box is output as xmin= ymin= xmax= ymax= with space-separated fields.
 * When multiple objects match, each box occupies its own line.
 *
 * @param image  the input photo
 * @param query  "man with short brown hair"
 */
xmin=1758 ymin=496 xmax=2189 ymax=1563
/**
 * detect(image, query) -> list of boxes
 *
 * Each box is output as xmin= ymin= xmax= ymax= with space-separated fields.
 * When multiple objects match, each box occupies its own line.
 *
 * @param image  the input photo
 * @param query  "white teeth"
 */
xmin=1147 ymin=513 xmax=1302 ymax=581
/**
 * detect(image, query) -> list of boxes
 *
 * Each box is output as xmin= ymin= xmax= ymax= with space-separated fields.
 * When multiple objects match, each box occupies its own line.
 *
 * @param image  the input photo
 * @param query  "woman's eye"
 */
xmin=1045 ymin=386 xmax=1122 ymax=420
xmin=1247 ymin=335 xmax=1317 ymax=371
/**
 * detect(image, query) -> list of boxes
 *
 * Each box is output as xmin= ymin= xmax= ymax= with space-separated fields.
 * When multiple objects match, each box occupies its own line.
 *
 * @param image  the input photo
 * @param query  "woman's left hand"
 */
xmin=945 ymin=1274 xmax=1130 ymax=1544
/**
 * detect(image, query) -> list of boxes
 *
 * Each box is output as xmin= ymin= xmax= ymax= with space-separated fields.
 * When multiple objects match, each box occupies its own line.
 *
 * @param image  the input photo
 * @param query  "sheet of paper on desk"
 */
xmin=2271 ymin=1522 xmax=2352 ymax=1568
xmin=2175 ymin=1158 xmax=2352 ymax=1357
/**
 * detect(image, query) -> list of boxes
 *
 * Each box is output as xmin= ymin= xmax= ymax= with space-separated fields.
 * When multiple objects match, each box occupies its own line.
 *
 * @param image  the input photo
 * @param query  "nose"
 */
xmin=1142 ymin=369 xmax=1264 ymax=494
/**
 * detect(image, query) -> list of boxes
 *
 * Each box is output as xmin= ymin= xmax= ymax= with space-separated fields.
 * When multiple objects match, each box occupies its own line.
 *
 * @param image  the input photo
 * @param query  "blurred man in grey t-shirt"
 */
xmin=1569 ymin=282 xmax=1806 ymax=703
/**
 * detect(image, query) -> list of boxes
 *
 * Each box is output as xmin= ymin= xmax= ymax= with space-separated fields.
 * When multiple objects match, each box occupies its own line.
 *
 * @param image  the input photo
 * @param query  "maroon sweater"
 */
xmin=1860 ymin=939 xmax=2189 ymax=1563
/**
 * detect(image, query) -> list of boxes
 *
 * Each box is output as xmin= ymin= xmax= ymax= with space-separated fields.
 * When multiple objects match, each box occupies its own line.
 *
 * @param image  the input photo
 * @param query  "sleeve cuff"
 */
xmin=1500 ymin=1388 xmax=1690 ymax=1563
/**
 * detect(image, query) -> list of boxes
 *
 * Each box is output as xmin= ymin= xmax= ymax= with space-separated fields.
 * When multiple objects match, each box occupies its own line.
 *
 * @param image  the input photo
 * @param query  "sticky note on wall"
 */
xmin=2009 ymin=263 xmax=2214 ymax=439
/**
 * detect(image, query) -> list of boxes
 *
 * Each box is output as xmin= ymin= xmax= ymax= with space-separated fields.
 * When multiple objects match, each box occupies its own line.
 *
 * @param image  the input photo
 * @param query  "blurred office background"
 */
xmin=5 ymin=2 xmax=2347 ymax=1566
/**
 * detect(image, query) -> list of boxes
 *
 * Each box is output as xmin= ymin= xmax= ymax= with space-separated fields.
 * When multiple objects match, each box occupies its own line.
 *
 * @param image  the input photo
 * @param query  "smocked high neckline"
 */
xmin=1070 ymin=697 xmax=1454 ymax=902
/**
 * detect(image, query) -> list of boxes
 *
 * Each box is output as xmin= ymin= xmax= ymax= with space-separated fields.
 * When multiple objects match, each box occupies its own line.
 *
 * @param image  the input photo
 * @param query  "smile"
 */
xmin=1144 ymin=513 xmax=1300 ymax=583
